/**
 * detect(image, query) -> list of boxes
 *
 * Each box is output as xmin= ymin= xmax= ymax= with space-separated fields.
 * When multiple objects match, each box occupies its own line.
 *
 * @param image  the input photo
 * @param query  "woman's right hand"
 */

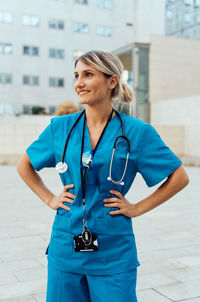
xmin=47 ymin=184 xmax=76 ymax=211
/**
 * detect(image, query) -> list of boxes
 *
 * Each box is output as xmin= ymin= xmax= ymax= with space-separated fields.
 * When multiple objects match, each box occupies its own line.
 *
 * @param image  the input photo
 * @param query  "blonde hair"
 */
xmin=74 ymin=50 xmax=135 ymax=116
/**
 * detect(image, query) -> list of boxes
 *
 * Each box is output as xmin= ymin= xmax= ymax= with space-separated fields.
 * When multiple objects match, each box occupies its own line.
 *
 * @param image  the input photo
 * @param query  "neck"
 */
xmin=85 ymin=104 xmax=114 ymax=126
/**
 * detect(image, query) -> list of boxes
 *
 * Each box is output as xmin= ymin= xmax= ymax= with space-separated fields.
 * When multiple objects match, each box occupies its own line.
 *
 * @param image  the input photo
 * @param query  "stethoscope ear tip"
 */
xmin=107 ymin=176 xmax=111 ymax=181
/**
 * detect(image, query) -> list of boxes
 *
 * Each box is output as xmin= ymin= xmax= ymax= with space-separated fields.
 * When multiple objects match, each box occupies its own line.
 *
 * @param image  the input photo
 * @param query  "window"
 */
xmin=184 ymin=0 xmax=192 ymax=5
xmin=73 ymin=22 xmax=89 ymax=33
xmin=49 ymin=105 xmax=56 ymax=114
xmin=0 ymin=43 xmax=13 ymax=54
xmin=23 ymin=75 xmax=39 ymax=85
xmin=49 ymin=19 xmax=64 ymax=30
xmin=194 ymin=0 xmax=200 ymax=8
xmin=49 ymin=48 xmax=64 ymax=59
xmin=23 ymin=105 xmax=32 ymax=114
xmin=22 ymin=15 xmax=40 ymax=27
xmin=96 ymin=25 xmax=112 ymax=36
xmin=97 ymin=0 xmax=112 ymax=9
xmin=49 ymin=77 xmax=64 ymax=87
xmin=74 ymin=0 xmax=88 ymax=4
xmin=184 ymin=12 xmax=192 ymax=22
xmin=23 ymin=46 xmax=39 ymax=56
xmin=0 ymin=11 xmax=13 ymax=23
xmin=166 ymin=9 xmax=173 ymax=19
xmin=72 ymin=50 xmax=85 ymax=60
xmin=0 ymin=73 xmax=12 ymax=84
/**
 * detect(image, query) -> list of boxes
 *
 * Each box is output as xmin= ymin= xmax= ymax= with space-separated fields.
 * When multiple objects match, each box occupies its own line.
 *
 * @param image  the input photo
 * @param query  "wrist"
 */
xmin=45 ymin=193 xmax=55 ymax=207
xmin=130 ymin=203 xmax=141 ymax=218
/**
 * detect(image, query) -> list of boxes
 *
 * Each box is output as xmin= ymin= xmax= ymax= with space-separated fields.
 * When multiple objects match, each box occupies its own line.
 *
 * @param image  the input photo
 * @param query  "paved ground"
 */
xmin=0 ymin=165 xmax=199 ymax=301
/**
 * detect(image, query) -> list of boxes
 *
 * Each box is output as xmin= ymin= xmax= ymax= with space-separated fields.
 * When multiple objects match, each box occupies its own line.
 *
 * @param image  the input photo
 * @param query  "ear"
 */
xmin=109 ymin=74 xmax=118 ymax=89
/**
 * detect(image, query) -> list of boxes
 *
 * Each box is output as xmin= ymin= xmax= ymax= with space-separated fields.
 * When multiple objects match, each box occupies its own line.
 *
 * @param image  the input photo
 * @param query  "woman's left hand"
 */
xmin=103 ymin=189 xmax=137 ymax=218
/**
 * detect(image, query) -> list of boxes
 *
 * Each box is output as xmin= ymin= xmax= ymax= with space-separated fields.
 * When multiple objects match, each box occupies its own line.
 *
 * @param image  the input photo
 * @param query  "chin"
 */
xmin=78 ymin=98 xmax=94 ymax=105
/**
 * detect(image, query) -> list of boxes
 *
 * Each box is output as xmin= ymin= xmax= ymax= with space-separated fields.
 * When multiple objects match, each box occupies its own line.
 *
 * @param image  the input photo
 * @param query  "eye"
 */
xmin=74 ymin=74 xmax=78 ymax=80
xmin=86 ymin=72 xmax=92 ymax=77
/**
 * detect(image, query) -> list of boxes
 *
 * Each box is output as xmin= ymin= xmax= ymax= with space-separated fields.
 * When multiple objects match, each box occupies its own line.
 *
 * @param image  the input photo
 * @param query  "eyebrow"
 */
xmin=74 ymin=69 xmax=94 ymax=74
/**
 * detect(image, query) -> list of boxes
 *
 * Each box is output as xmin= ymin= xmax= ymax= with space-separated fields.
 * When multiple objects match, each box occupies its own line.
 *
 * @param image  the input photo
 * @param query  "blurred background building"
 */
xmin=0 ymin=0 xmax=200 ymax=165
xmin=0 ymin=0 xmax=134 ymax=115
xmin=166 ymin=0 xmax=200 ymax=39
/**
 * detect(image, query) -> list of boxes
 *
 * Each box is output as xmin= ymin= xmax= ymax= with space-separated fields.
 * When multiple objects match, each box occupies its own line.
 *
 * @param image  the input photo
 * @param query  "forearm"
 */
xmin=17 ymin=154 xmax=55 ymax=205
xmin=133 ymin=166 xmax=189 ymax=218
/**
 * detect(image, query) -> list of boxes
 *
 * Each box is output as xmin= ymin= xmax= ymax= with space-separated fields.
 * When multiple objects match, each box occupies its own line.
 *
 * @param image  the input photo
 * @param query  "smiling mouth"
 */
xmin=79 ymin=91 xmax=90 ymax=95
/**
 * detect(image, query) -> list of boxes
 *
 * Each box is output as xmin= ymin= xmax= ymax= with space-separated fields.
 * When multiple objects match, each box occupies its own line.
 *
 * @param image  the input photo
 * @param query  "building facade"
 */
xmin=0 ymin=0 xmax=134 ymax=114
xmin=166 ymin=0 xmax=200 ymax=39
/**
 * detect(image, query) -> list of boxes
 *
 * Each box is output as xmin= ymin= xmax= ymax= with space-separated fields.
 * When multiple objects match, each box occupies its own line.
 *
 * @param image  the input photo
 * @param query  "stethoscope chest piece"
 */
xmin=56 ymin=161 xmax=68 ymax=173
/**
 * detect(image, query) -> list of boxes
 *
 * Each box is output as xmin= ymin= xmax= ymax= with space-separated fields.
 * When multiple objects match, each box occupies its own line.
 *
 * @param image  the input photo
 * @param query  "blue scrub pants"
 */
xmin=46 ymin=264 xmax=138 ymax=302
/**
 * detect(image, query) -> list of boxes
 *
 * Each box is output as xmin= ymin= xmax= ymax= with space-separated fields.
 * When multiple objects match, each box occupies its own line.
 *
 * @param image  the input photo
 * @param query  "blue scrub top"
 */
xmin=26 ymin=111 xmax=182 ymax=275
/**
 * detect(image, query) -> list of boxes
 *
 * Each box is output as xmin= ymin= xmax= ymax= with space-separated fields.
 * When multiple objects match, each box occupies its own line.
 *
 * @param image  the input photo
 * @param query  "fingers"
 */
xmin=109 ymin=210 xmax=122 ymax=215
xmin=63 ymin=184 xmax=74 ymax=191
xmin=104 ymin=202 xmax=120 ymax=208
xmin=103 ymin=197 xmax=119 ymax=203
xmin=62 ymin=197 xmax=74 ymax=204
xmin=109 ymin=189 xmax=122 ymax=198
xmin=59 ymin=203 xmax=70 ymax=211
xmin=63 ymin=192 xmax=76 ymax=199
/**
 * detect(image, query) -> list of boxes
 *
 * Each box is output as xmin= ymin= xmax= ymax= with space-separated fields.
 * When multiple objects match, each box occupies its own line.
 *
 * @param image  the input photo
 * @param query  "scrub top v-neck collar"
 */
xmin=84 ymin=112 xmax=118 ymax=151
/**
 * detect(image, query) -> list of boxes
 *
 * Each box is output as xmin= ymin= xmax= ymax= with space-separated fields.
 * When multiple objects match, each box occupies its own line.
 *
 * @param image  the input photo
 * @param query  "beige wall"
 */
xmin=0 ymin=115 xmax=51 ymax=165
xmin=0 ymin=115 xmax=186 ymax=166
xmin=149 ymin=35 xmax=200 ymax=103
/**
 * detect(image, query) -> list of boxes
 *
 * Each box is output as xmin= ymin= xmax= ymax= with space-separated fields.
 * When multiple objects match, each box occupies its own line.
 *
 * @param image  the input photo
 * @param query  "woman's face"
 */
xmin=74 ymin=60 xmax=114 ymax=106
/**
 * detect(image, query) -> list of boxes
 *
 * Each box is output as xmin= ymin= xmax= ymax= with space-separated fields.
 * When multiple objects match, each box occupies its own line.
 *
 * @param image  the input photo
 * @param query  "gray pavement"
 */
xmin=0 ymin=165 xmax=199 ymax=301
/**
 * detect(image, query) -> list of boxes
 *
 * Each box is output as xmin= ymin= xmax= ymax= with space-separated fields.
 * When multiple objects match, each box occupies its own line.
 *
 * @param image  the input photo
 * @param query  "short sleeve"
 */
xmin=136 ymin=123 xmax=182 ymax=187
xmin=26 ymin=118 xmax=56 ymax=171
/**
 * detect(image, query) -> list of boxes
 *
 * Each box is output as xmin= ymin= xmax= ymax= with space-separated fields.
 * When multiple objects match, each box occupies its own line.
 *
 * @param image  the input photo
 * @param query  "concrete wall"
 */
xmin=0 ymin=115 xmax=51 ymax=165
xmin=0 ymin=114 xmax=187 ymax=166
xmin=149 ymin=35 xmax=200 ymax=103
xmin=133 ymin=0 xmax=165 ymax=43
xmin=151 ymin=95 xmax=200 ymax=159
xmin=148 ymin=35 xmax=200 ymax=164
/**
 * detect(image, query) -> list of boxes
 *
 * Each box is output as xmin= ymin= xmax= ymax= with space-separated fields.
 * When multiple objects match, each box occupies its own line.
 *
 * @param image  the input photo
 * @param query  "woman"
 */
xmin=17 ymin=50 xmax=189 ymax=302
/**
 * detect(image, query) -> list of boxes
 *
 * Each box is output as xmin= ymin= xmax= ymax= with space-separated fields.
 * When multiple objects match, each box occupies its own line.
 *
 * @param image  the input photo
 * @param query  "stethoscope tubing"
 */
xmin=57 ymin=108 xmax=130 ymax=187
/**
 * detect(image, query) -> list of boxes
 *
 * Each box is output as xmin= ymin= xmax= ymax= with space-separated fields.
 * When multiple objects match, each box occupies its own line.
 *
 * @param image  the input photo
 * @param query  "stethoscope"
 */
xmin=55 ymin=108 xmax=130 ymax=186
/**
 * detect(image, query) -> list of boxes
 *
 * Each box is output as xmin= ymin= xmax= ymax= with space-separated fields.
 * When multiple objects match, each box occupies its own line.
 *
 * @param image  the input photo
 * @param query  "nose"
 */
xmin=74 ymin=75 xmax=85 ymax=90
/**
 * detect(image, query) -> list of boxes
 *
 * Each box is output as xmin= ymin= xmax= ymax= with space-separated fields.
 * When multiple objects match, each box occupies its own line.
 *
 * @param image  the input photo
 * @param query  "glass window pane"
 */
xmin=49 ymin=20 xmax=56 ymax=28
xmin=97 ymin=0 xmax=112 ymax=9
xmin=4 ymin=43 xmax=12 ymax=54
xmin=32 ymin=47 xmax=39 ymax=56
xmin=74 ymin=0 xmax=88 ymax=4
xmin=4 ymin=12 xmax=12 ymax=23
xmin=5 ymin=74 xmax=12 ymax=83
xmin=72 ymin=50 xmax=85 ymax=60
xmin=74 ymin=22 xmax=88 ymax=33
xmin=58 ymin=78 xmax=64 ymax=86
xmin=58 ymin=49 xmax=64 ymax=58
xmin=23 ymin=75 xmax=29 ymax=84
xmin=184 ymin=13 xmax=191 ymax=22
xmin=31 ymin=16 xmax=39 ymax=26
xmin=184 ymin=0 xmax=192 ymax=5
xmin=58 ymin=21 xmax=64 ymax=29
xmin=23 ymin=46 xmax=30 ymax=55
xmin=33 ymin=76 xmax=39 ymax=85
xmin=49 ymin=77 xmax=55 ymax=86
xmin=22 ymin=15 xmax=30 ymax=25
xmin=49 ymin=48 xmax=55 ymax=57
